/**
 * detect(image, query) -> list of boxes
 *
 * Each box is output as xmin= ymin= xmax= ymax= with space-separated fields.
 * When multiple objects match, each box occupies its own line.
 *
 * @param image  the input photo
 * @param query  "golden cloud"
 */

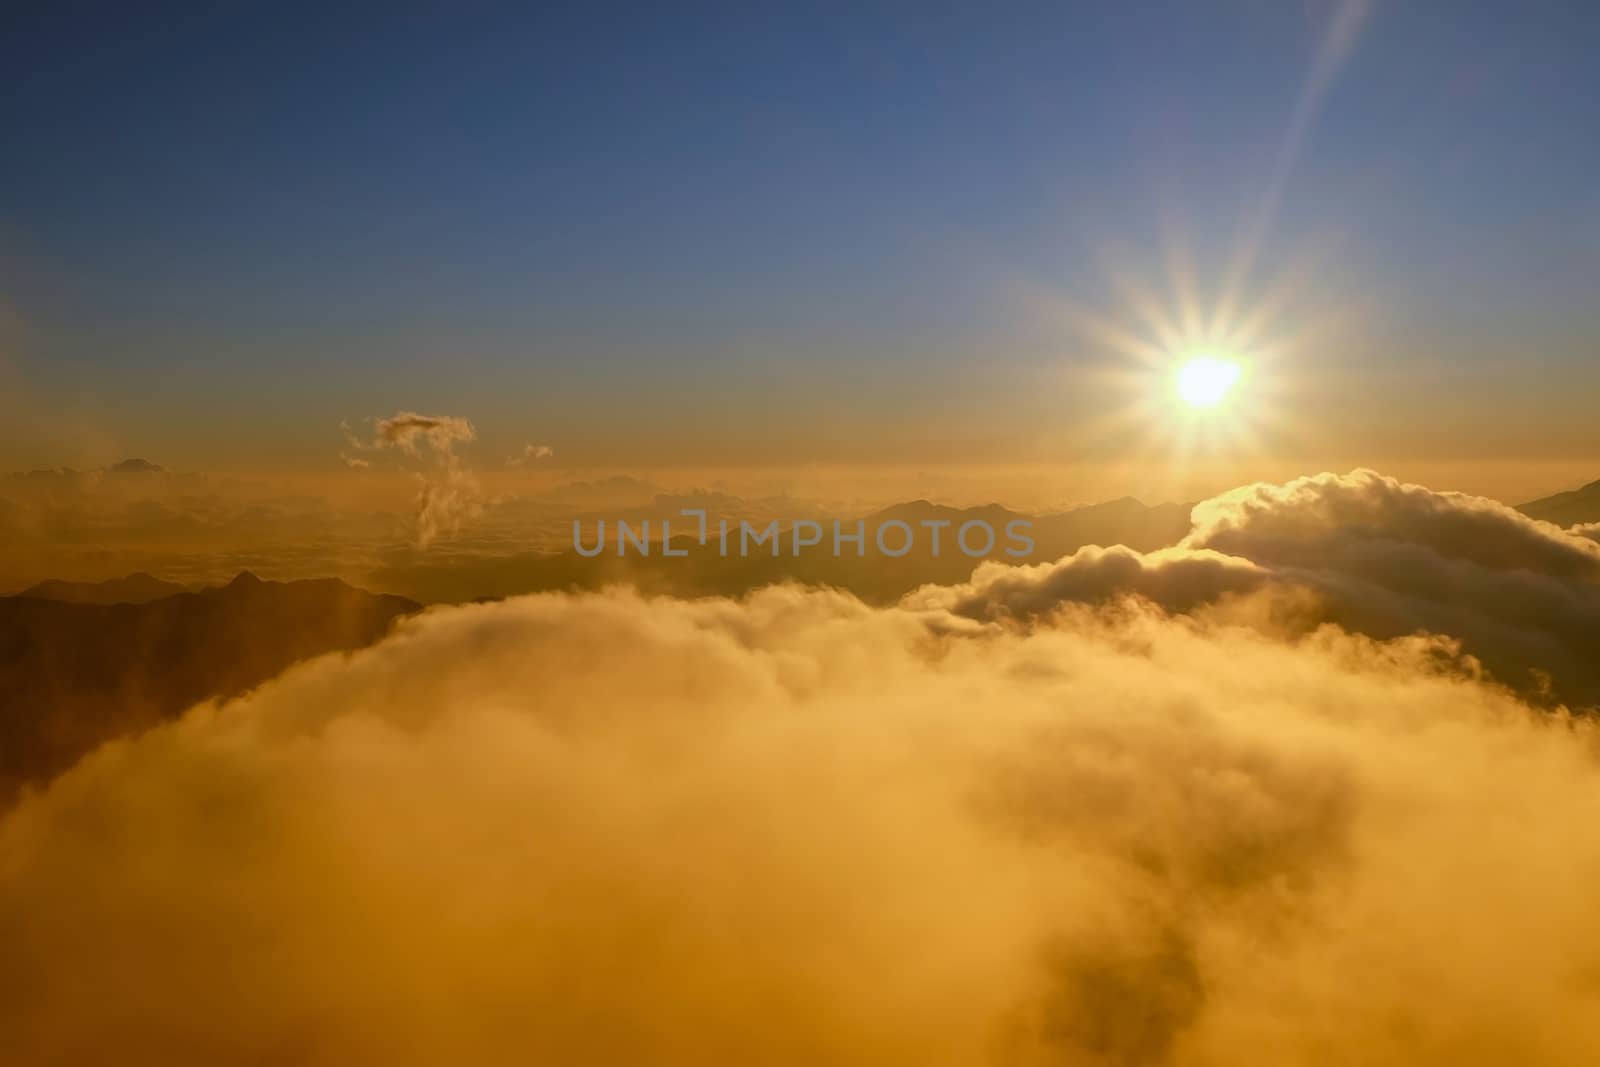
xmin=4 ymin=563 xmax=1600 ymax=1061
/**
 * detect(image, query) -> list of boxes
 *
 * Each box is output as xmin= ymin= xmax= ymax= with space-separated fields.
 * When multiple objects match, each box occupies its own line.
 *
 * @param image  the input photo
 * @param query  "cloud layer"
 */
xmin=920 ymin=470 xmax=1600 ymax=709
xmin=5 ymin=502 xmax=1600 ymax=1062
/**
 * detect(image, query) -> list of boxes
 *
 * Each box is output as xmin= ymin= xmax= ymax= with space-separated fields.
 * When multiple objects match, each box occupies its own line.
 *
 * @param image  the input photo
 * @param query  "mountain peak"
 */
xmin=107 ymin=458 xmax=168 ymax=475
xmin=1517 ymin=477 xmax=1600 ymax=527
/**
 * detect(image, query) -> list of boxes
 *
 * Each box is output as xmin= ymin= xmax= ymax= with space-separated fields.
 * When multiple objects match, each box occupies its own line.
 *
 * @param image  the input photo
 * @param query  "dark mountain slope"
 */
xmin=1519 ymin=479 xmax=1600 ymax=528
xmin=0 ymin=573 xmax=419 ymax=800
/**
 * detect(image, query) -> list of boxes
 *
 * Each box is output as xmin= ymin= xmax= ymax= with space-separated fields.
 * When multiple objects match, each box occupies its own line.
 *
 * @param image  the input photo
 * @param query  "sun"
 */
xmin=1037 ymin=230 xmax=1325 ymax=476
xmin=1175 ymin=355 xmax=1242 ymax=408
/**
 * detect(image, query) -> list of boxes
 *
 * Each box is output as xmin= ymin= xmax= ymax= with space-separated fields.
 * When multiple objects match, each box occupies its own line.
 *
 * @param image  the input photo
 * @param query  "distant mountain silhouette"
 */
xmin=541 ymin=475 xmax=661 ymax=507
xmin=1032 ymin=497 xmax=1194 ymax=559
xmin=1519 ymin=478 xmax=1600 ymax=527
xmin=7 ymin=457 xmax=172 ymax=484
xmin=367 ymin=496 xmax=1195 ymax=604
xmin=106 ymin=457 xmax=168 ymax=476
xmin=867 ymin=500 xmax=1021 ymax=526
xmin=0 ymin=573 xmax=419 ymax=801
xmin=15 ymin=572 xmax=188 ymax=604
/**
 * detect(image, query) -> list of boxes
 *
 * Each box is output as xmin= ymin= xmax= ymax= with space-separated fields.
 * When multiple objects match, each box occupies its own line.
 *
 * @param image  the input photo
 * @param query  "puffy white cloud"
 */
xmin=1186 ymin=469 xmax=1600 ymax=581
xmin=4 ymin=578 xmax=1600 ymax=1063
xmin=920 ymin=470 xmax=1600 ymax=708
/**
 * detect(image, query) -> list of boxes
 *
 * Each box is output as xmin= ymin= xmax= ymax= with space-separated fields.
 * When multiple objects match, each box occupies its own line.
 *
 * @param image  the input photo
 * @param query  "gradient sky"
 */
xmin=3 ymin=2 xmax=1598 ymax=492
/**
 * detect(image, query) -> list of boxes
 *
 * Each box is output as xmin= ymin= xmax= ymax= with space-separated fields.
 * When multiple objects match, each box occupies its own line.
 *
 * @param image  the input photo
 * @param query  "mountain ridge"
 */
xmin=0 ymin=573 xmax=420 ymax=801
xmin=1518 ymin=479 xmax=1600 ymax=528
xmin=14 ymin=572 xmax=189 ymax=604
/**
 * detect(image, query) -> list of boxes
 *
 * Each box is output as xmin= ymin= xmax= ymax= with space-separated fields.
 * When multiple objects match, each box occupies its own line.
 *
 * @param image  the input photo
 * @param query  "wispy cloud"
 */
xmin=506 ymin=443 xmax=554 ymax=466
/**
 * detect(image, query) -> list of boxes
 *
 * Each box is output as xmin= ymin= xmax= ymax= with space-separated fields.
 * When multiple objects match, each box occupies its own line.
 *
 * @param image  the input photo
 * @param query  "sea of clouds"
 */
xmin=3 ymin=470 xmax=1599 ymax=1064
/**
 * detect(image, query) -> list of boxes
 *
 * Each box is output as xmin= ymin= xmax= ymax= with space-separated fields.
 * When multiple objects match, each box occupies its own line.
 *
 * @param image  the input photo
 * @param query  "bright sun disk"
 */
xmin=1175 ymin=356 xmax=1242 ymax=408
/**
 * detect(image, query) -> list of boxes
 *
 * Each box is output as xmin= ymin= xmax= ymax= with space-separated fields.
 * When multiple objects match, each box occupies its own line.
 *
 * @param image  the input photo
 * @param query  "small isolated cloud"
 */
xmin=340 ymin=412 xmax=483 ymax=546
xmin=507 ymin=443 xmax=554 ymax=466
xmin=372 ymin=412 xmax=476 ymax=457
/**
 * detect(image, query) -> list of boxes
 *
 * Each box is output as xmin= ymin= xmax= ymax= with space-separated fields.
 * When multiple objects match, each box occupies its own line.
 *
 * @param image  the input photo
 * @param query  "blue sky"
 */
xmin=3 ymin=2 xmax=1598 ymax=472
